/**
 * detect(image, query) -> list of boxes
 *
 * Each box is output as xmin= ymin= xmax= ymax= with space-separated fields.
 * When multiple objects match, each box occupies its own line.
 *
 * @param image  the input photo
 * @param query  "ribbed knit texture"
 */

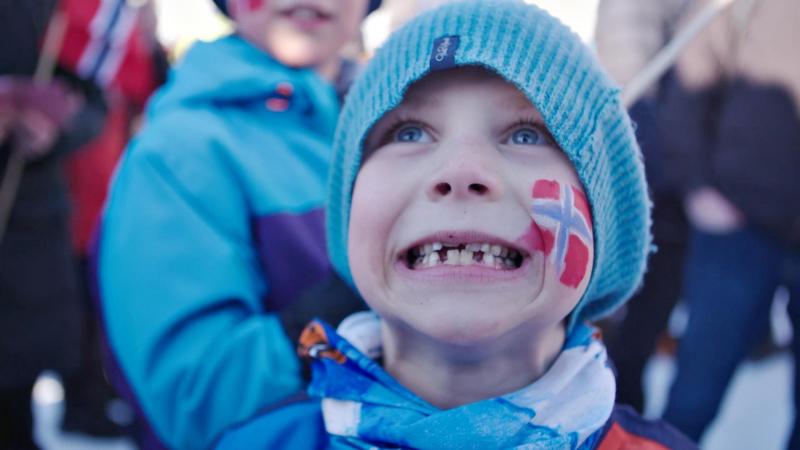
xmin=327 ymin=0 xmax=652 ymax=329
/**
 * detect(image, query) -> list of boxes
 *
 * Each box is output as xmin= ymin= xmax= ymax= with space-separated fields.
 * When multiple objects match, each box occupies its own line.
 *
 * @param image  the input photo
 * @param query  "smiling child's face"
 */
xmin=231 ymin=0 xmax=367 ymax=72
xmin=348 ymin=67 xmax=595 ymax=346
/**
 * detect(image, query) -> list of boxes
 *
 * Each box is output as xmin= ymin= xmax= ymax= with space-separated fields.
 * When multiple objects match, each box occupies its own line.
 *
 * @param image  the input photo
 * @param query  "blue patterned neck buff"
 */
xmin=300 ymin=312 xmax=616 ymax=449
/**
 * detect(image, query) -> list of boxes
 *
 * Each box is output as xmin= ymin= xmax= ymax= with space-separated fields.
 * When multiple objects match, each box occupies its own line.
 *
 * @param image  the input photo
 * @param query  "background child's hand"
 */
xmin=684 ymin=186 xmax=745 ymax=233
xmin=0 ymin=76 xmax=82 ymax=159
xmin=13 ymin=106 xmax=60 ymax=160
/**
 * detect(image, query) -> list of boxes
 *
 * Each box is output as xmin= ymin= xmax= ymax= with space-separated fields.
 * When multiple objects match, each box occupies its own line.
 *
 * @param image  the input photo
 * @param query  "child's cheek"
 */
xmin=528 ymin=179 xmax=593 ymax=289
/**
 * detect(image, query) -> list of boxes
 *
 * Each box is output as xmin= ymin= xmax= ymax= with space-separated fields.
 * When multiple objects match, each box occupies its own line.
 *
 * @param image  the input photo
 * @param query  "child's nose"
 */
xmin=426 ymin=158 xmax=503 ymax=202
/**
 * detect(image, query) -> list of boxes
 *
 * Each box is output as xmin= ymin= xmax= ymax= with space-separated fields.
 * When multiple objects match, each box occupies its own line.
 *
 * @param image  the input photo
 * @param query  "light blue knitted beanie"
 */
xmin=327 ymin=0 xmax=651 ymax=329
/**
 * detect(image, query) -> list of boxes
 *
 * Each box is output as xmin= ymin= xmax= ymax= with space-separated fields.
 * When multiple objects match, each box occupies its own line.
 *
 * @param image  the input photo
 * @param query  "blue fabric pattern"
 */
xmin=305 ymin=313 xmax=615 ymax=450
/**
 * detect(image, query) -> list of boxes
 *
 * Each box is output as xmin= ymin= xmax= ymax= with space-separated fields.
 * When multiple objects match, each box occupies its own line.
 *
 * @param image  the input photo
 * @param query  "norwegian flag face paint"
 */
xmin=530 ymin=179 xmax=593 ymax=288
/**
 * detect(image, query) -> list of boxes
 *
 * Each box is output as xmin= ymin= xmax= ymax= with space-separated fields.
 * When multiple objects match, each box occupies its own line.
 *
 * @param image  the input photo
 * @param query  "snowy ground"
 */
xmin=34 ymin=352 xmax=793 ymax=449
xmin=32 ymin=375 xmax=135 ymax=450
xmin=644 ymin=352 xmax=793 ymax=450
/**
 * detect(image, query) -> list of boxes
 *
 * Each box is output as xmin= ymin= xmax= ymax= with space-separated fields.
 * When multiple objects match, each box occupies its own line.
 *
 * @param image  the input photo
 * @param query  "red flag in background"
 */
xmin=57 ymin=0 xmax=159 ymax=106
xmin=55 ymin=0 xmax=166 ymax=253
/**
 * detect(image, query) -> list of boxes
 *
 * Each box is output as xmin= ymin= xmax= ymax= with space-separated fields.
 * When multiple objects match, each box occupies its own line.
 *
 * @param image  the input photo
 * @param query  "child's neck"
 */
xmin=381 ymin=321 xmax=566 ymax=410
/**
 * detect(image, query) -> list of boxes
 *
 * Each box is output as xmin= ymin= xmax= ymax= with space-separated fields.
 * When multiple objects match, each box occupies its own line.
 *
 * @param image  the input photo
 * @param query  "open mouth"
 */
xmin=404 ymin=241 xmax=526 ymax=270
xmin=280 ymin=6 xmax=333 ymax=23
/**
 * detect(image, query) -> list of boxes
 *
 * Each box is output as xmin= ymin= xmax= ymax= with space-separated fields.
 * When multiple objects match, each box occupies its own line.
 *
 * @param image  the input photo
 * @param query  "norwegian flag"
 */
xmin=56 ymin=0 xmax=158 ymax=104
xmin=531 ymin=180 xmax=593 ymax=288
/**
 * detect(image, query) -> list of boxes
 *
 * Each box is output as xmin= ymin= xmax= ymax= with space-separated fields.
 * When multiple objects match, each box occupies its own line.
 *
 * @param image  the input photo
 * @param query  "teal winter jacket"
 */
xmin=95 ymin=35 xmax=339 ymax=449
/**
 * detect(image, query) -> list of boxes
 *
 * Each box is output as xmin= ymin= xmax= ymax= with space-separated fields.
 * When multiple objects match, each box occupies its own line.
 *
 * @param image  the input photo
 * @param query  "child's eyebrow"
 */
xmin=518 ymin=106 xmax=546 ymax=122
xmin=506 ymin=95 xmax=543 ymax=118
xmin=400 ymin=94 xmax=540 ymax=118
xmin=398 ymin=94 xmax=440 ymax=111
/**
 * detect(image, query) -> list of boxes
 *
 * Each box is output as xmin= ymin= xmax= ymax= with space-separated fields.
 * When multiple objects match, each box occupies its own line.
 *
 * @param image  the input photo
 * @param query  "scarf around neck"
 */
xmin=300 ymin=312 xmax=615 ymax=449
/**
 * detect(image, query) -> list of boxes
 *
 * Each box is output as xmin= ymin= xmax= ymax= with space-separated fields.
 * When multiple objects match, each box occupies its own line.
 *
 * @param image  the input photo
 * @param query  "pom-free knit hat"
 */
xmin=212 ymin=0 xmax=383 ymax=17
xmin=327 ymin=0 xmax=652 ymax=329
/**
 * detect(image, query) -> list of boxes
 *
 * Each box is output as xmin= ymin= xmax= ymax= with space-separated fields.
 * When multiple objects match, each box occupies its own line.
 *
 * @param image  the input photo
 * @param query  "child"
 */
xmin=96 ymin=0 xmax=379 ymax=448
xmin=216 ymin=1 xmax=697 ymax=448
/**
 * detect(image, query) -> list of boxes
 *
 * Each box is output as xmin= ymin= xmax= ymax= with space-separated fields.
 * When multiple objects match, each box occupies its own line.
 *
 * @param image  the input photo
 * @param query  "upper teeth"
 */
xmin=415 ymin=242 xmax=516 ymax=257
xmin=409 ymin=242 xmax=521 ymax=270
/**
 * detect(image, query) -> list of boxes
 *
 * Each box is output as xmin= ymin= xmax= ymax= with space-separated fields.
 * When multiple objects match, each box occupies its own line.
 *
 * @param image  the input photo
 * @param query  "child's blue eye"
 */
xmin=394 ymin=125 xmax=430 ymax=143
xmin=509 ymin=127 xmax=549 ymax=145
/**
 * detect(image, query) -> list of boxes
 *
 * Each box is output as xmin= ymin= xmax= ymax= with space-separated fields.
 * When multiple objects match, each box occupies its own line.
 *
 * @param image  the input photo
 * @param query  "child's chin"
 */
xmin=266 ymin=35 xmax=326 ymax=68
xmin=409 ymin=309 xmax=525 ymax=346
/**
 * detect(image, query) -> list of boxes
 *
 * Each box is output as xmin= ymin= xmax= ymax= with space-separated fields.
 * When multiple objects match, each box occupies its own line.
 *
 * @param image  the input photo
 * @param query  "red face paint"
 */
xmin=246 ymin=0 xmax=264 ymax=11
xmin=560 ymin=234 xmax=589 ymax=288
xmin=571 ymin=185 xmax=593 ymax=232
xmin=530 ymin=179 xmax=592 ymax=289
xmin=532 ymin=179 xmax=560 ymax=200
xmin=518 ymin=220 xmax=545 ymax=254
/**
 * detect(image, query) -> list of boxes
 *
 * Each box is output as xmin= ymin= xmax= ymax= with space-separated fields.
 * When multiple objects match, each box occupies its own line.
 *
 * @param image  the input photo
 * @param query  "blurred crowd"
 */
xmin=1 ymin=0 xmax=166 ymax=447
xmin=596 ymin=0 xmax=800 ymax=446
xmin=1 ymin=0 xmax=798 ymax=449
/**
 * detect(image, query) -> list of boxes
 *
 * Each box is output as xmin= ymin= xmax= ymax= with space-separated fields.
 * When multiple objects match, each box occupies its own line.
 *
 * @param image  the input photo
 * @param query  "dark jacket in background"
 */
xmin=0 ymin=0 xmax=57 ymax=76
xmin=0 ymin=0 xmax=106 ymax=388
xmin=661 ymin=0 xmax=800 ymax=246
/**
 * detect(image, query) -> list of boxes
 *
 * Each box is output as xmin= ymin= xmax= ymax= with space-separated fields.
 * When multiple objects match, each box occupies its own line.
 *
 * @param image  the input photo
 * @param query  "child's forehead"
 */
xmin=393 ymin=66 xmax=543 ymax=118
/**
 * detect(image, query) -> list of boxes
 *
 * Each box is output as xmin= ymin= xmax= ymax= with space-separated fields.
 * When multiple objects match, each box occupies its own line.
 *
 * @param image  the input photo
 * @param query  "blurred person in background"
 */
xmin=594 ymin=0 xmax=693 ymax=413
xmin=60 ymin=0 xmax=168 ymax=438
xmin=0 ymin=1 xmax=107 ymax=448
xmin=657 ymin=0 xmax=800 ymax=446
xmin=95 ymin=0 xmax=381 ymax=448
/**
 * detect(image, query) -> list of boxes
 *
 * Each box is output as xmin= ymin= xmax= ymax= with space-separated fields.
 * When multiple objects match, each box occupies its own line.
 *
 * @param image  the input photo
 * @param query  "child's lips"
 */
xmin=394 ymin=255 xmax=536 ymax=283
xmin=279 ymin=6 xmax=333 ymax=30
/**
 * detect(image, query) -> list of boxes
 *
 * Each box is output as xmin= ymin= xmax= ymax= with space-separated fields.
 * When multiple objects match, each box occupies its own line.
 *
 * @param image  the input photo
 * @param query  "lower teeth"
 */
xmin=412 ymin=251 xmax=517 ymax=270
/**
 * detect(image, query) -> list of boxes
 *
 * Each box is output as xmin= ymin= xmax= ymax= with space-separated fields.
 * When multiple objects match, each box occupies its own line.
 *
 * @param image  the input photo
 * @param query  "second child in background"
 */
xmin=95 ymin=0 xmax=379 ymax=448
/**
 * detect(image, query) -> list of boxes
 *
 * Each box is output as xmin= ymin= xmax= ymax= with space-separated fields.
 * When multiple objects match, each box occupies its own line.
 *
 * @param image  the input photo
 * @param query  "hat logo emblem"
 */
xmin=430 ymin=35 xmax=460 ymax=70
xmin=434 ymin=37 xmax=452 ymax=62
